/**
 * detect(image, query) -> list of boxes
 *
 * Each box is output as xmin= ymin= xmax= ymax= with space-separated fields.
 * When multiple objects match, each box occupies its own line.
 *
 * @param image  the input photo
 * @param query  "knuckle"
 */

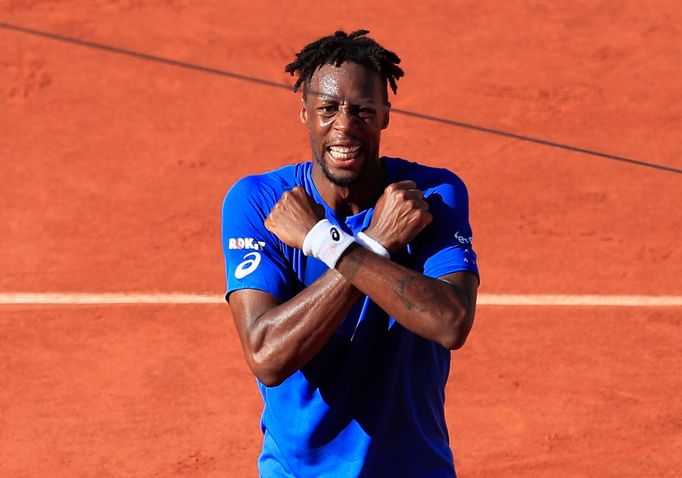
xmin=408 ymin=197 xmax=422 ymax=208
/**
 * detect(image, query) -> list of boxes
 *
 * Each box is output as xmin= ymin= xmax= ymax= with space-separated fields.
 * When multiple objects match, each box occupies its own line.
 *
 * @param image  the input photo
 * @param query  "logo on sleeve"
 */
xmin=234 ymin=252 xmax=261 ymax=279
xmin=228 ymin=237 xmax=266 ymax=250
xmin=330 ymin=227 xmax=340 ymax=241
xmin=454 ymin=231 xmax=473 ymax=245
xmin=463 ymin=248 xmax=477 ymax=264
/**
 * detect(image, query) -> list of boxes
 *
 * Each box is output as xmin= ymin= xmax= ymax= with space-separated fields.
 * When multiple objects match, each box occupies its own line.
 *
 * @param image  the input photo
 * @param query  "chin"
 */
xmin=327 ymin=172 xmax=362 ymax=187
xmin=318 ymin=157 xmax=363 ymax=187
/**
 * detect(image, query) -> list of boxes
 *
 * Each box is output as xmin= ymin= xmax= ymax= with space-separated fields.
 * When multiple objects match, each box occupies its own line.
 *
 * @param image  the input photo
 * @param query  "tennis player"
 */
xmin=222 ymin=30 xmax=479 ymax=478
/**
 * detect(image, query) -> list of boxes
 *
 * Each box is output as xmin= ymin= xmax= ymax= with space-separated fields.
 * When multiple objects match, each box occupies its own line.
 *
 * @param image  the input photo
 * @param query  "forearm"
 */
xmin=245 ymin=270 xmax=361 ymax=386
xmin=336 ymin=244 xmax=471 ymax=349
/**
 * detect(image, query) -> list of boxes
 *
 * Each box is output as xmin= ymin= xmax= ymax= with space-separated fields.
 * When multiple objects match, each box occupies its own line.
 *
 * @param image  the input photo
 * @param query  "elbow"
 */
xmin=442 ymin=333 xmax=468 ymax=350
xmin=438 ymin=306 xmax=471 ymax=350
xmin=439 ymin=331 xmax=468 ymax=351
xmin=439 ymin=282 xmax=476 ymax=350
xmin=248 ymin=360 xmax=287 ymax=387
xmin=241 ymin=324 xmax=296 ymax=387
xmin=254 ymin=369 xmax=287 ymax=388
xmin=246 ymin=346 xmax=290 ymax=387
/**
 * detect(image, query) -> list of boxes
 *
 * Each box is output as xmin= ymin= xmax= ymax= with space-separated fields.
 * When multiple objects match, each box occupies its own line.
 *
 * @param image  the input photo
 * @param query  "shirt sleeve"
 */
xmin=411 ymin=171 xmax=480 ymax=280
xmin=221 ymin=176 xmax=296 ymax=302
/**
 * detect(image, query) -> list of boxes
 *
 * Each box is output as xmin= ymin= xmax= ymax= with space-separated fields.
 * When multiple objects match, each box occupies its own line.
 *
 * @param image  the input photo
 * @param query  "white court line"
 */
xmin=0 ymin=293 xmax=681 ymax=306
xmin=0 ymin=293 xmax=222 ymax=305
xmin=479 ymin=294 xmax=682 ymax=307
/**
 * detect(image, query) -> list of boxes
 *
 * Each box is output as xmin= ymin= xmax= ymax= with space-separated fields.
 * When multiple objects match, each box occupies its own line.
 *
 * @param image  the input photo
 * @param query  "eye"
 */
xmin=346 ymin=104 xmax=375 ymax=119
xmin=318 ymin=105 xmax=338 ymax=115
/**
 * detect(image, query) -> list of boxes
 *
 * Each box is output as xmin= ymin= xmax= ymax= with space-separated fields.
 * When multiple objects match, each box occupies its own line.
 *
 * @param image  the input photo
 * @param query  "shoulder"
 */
xmin=384 ymin=156 xmax=469 ymax=197
xmin=223 ymin=163 xmax=308 ymax=212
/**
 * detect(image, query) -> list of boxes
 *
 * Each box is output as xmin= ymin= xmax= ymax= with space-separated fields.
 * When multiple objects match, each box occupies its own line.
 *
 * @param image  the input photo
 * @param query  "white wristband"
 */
xmin=355 ymin=231 xmax=390 ymax=259
xmin=302 ymin=219 xmax=356 ymax=268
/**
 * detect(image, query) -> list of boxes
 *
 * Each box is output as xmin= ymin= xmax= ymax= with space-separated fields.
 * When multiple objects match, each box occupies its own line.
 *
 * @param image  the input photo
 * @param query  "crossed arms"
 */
xmin=228 ymin=181 xmax=478 ymax=386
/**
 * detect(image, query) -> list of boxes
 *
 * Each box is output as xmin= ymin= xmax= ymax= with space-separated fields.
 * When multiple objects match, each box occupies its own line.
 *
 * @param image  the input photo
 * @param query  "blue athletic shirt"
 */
xmin=222 ymin=157 xmax=478 ymax=478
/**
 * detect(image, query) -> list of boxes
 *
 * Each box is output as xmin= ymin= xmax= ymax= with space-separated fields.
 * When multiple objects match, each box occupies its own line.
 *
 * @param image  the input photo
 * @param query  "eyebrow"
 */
xmin=313 ymin=93 xmax=387 ymax=108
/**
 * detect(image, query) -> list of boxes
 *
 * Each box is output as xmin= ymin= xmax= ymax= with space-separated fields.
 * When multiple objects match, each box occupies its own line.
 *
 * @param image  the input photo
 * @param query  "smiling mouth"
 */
xmin=327 ymin=145 xmax=361 ymax=162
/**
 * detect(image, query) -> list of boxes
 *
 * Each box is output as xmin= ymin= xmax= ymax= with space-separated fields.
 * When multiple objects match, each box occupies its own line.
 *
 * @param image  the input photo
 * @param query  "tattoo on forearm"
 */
xmin=394 ymin=276 xmax=429 ymax=313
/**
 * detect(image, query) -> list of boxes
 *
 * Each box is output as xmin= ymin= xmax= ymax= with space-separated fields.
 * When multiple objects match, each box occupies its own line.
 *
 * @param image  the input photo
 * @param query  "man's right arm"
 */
xmin=225 ymin=182 xmax=362 ymax=387
xmin=229 ymin=270 xmax=361 ymax=387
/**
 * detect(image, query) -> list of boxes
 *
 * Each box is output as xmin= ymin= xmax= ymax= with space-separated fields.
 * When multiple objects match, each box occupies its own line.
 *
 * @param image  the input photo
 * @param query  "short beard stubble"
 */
xmin=315 ymin=151 xmax=364 ymax=187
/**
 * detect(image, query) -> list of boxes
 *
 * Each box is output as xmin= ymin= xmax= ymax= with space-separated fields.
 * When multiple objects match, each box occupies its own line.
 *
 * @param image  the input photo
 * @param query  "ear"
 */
xmin=299 ymin=96 xmax=308 ymax=124
xmin=381 ymin=103 xmax=391 ymax=130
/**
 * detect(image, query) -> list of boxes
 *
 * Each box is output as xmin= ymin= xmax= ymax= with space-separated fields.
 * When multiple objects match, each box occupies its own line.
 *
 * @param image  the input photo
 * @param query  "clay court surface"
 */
xmin=1 ymin=1 xmax=681 ymax=477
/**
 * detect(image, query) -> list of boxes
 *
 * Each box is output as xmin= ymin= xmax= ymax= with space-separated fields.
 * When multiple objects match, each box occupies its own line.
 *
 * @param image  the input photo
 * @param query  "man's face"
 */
xmin=300 ymin=62 xmax=390 ymax=187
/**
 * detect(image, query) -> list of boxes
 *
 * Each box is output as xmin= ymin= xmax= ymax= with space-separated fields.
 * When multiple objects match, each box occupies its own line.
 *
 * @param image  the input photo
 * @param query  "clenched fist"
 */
xmin=265 ymin=186 xmax=325 ymax=249
xmin=365 ymin=180 xmax=432 ymax=254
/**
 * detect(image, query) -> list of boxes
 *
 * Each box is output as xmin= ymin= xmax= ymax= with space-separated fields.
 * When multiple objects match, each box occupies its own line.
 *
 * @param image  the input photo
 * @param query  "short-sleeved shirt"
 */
xmin=222 ymin=157 xmax=478 ymax=478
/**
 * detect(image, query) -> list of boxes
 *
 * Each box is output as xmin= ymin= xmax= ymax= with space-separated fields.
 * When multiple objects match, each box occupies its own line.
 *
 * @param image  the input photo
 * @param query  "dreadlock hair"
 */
xmin=284 ymin=30 xmax=404 ymax=99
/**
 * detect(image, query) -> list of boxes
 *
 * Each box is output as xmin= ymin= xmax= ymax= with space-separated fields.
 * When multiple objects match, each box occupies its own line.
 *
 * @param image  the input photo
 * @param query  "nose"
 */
xmin=333 ymin=105 xmax=356 ymax=132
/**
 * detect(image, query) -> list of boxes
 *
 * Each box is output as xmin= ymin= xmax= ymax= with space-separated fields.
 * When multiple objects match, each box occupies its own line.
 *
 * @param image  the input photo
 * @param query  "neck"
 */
xmin=312 ymin=158 xmax=386 ymax=216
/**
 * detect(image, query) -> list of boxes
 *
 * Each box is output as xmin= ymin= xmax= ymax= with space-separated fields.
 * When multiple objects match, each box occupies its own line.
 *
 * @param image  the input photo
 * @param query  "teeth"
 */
xmin=329 ymin=146 xmax=360 ymax=153
xmin=328 ymin=146 xmax=360 ymax=160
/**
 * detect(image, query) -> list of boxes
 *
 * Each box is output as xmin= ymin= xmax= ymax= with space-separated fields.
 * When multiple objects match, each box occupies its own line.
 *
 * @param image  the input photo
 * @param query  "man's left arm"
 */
xmin=335 ymin=245 xmax=477 ymax=349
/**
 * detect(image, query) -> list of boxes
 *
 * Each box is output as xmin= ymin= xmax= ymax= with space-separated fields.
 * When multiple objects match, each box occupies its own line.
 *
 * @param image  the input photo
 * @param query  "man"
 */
xmin=222 ymin=30 xmax=479 ymax=478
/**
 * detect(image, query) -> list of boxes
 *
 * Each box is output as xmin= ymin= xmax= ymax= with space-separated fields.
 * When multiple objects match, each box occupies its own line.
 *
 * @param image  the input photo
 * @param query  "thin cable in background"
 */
xmin=1 ymin=21 xmax=680 ymax=176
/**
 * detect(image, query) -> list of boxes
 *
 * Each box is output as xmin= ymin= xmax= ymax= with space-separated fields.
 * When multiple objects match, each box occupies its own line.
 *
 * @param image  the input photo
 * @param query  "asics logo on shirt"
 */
xmin=234 ymin=252 xmax=261 ymax=279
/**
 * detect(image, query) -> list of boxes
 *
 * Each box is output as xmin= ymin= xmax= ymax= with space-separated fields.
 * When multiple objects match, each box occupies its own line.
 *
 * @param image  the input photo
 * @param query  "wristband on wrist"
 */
xmin=355 ymin=231 xmax=390 ymax=259
xmin=302 ymin=219 xmax=356 ymax=268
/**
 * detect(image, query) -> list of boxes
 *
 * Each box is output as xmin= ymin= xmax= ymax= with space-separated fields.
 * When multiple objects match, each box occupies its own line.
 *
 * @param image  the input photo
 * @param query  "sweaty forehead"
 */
xmin=307 ymin=62 xmax=385 ymax=104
